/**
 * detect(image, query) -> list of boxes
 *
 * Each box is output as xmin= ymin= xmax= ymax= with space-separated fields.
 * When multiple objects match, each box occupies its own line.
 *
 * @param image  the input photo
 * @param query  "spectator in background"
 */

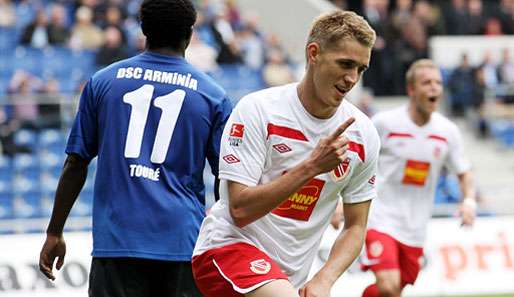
xmin=38 ymin=78 xmax=63 ymax=129
xmin=0 ymin=107 xmax=32 ymax=157
xmin=20 ymin=9 xmax=50 ymax=48
xmin=480 ymin=51 xmax=499 ymax=90
xmin=185 ymin=31 xmax=218 ymax=73
xmin=466 ymin=0 xmax=486 ymax=35
xmin=262 ymin=49 xmax=294 ymax=87
xmin=237 ymin=23 xmax=265 ymax=70
xmin=95 ymin=26 xmax=129 ymax=67
xmin=7 ymin=70 xmax=43 ymax=129
xmin=498 ymin=48 xmax=514 ymax=85
xmin=448 ymin=53 xmax=476 ymax=117
xmin=69 ymin=6 xmax=104 ymax=50
xmin=0 ymin=0 xmax=16 ymax=28
xmin=47 ymin=3 xmax=70 ymax=46
xmin=496 ymin=0 xmax=514 ymax=35
xmin=211 ymin=8 xmax=242 ymax=64
xmin=443 ymin=0 xmax=469 ymax=35
xmin=100 ymin=5 xmax=128 ymax=45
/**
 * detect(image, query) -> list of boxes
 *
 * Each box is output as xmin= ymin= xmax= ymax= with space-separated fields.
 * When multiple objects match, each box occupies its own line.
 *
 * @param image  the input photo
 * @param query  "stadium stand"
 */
xmin=0 ymin=0 xmax=512 ymax=234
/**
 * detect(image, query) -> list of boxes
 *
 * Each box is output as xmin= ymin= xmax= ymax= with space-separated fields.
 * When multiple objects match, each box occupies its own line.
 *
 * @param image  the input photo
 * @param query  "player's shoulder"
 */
xmin=431 ymin=111 xmax=462 ymax=138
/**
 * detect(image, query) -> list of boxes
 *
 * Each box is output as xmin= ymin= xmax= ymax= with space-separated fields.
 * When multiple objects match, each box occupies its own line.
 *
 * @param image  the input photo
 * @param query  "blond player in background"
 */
xmin=361 ymin=59 xmax=477 ymax=297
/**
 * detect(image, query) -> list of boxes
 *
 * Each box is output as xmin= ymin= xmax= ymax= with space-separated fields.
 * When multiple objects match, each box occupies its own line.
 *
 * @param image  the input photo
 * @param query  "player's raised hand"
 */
xmin=39 ymin=233 xmax=66 ymax=281
xmin=307 ymin=117 xmax=355 ymax=175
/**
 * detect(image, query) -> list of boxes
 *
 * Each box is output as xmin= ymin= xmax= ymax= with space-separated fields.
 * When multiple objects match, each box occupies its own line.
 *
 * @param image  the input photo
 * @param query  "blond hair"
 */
xmin=405 ymin=59 xmax=439 ymax=86
xmin=307 ymin=10 xmax=376 ymax=53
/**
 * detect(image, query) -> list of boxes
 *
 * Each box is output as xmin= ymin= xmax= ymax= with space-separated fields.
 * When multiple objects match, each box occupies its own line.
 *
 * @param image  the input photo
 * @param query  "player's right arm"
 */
xmin=40 ymin=78 xmax=98 ymax=281
xmin=39 ymin=154 xmax=89 ymax=280
xmin=228 ymin=117 xmax=355 ymax=228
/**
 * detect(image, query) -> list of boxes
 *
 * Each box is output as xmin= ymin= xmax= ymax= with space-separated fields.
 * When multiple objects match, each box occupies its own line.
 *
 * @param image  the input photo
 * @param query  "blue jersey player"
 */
xmin=38 ymin=1 xmax=232 ymax=296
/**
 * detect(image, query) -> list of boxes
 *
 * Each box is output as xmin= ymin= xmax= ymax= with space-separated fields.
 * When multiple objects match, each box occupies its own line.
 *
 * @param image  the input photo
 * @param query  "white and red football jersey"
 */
xmin=193 ymin=83 xmax=380 ymax=287
xmin=367 ymin=105 xmax=471 ymax=247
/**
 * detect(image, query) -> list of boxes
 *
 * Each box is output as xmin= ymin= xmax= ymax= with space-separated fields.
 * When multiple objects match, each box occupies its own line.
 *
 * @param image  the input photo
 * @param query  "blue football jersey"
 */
xmin=66 ymin=52 xmax=232 ymax=260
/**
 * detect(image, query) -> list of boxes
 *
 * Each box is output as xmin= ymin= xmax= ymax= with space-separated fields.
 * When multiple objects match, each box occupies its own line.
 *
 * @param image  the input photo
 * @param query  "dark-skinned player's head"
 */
xmin=139 ymin=0 xmax=197 ymax=51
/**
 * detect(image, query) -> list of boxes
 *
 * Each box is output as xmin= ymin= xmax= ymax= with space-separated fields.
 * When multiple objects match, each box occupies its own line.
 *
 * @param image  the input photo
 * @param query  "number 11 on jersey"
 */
xmin=123 ymin=84 xmax=186 ymax=164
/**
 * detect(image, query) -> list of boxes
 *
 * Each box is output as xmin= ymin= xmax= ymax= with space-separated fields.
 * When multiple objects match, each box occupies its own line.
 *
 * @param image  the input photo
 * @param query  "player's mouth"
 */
xmin=335 ymin=85 xmax=348 ymax=96
xmin=428 ymin=96 xmax=439 ymax=103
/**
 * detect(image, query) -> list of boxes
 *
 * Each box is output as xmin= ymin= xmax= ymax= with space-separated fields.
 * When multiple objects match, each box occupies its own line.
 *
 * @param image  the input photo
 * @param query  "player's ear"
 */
xmin=306 ymin=42 xmax=321 ymax=65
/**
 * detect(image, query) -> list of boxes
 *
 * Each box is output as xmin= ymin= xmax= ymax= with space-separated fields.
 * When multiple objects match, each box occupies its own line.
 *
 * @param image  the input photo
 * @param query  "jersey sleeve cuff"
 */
xmin=219 ymin=171 xmax=258 ymax=187
xmin=342 ymin=191 xmax=376 ymax=204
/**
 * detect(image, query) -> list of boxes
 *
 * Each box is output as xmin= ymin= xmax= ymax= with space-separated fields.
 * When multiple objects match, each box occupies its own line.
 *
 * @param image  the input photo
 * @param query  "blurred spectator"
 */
xmin=186 ymin=31 xmax=218 ymax=73
xmin=495 ymin=0 xmax=514 ymax=34
xmin=47 ymin=3 xmax=70 ymax=45
xmin=484 ymin=17 xmax=504 ymax=35
xmin=480 ymin=51 xmax=499 ymax=89
xmin=354 ymin=88 xmax=376 ymax=117
xmin=20 ymin=9 xmax=49 ymax=48
xmin=38 ymin=78 xmax=63 ymax=129
xmin=0 ymin=0 xmax=16 ymax=28
xmin=210 ymin=8 xmax=242 ymax=63
xmin=100 ymin=5 xmax=127 ymax=45
xmin=7 ymin=70 xmax=43 ymax=129
xmin=262 ymin=49 xmax=294 ymax=87
xmin=443 ymin=0 xmax=469 ymax=35
xmin=466 ymin=0 xmax=486 ymax=35
xmin=498 ymin=48 xmax=514 ymax=85
xmin=95 ymin=26 xmax=129 ymax=67
xmin=362 ymin=0 xmax=395 ymax=95
xmin=448 ymin=53 xmax=476 ymax=116
xmin=0 ymin=107 xmax=31 ymax=157
xmin=237 ymin=22 xmax=265 ymax=70
xmin=69 ymin=6 xmax=104 ymax=50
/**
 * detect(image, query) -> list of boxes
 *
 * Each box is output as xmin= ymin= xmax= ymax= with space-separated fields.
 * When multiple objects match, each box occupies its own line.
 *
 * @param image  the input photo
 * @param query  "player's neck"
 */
xmin=408 ymin=103 xmax=431 ymax=126
xmin=297 ymin=77 xmax=338 ymax=119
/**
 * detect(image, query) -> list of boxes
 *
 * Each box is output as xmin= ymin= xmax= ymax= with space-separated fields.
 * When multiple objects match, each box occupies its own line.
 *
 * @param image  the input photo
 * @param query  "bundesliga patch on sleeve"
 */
xmin=229 ymin=123 xmax=244 ymax=146
xmin=272 ymin=178 xmax=325 ymax=221
xmin=402 ymin=160 xmax=430 ymax=186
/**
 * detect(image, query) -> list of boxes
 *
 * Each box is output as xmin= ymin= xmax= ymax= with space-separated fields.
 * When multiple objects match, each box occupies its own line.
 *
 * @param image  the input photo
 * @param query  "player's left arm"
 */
xmin=300 ymin=199 xmax=371 ymax=297
xmin=446 ymin=123 xmax=477 ymax=226
xmin=457 ymin=170 xmax=476 ymax=226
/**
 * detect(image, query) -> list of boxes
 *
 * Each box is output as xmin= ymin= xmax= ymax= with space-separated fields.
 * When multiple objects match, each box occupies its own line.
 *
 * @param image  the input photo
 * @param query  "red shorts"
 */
xmin=192 ymin=242 xmax=289 ymax=297
xmin=362 ymin=229 xmax=424 ymax=285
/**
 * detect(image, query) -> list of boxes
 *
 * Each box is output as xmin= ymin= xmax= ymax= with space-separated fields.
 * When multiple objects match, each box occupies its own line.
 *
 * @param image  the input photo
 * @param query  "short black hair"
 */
xmin=139 ymin=0 xmax=197 ymax=50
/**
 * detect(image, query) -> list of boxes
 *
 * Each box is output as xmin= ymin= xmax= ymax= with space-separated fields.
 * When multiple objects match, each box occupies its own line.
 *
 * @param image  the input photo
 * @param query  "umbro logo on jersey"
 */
xmin=273 ymin=143 xmax=291 ymax=153
xmin=249 ymin=259 xmax=271 ymax=274
xmin=223 ymin=154 xmax=240 ymax=164
xmin=368 ymin=175 xmax=376 ymax=185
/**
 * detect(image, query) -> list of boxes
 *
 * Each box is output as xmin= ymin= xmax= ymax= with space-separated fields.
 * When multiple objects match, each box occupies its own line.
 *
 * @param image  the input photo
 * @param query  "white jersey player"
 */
xmin=361 ymin=59 xmax=477 ymax=297
xmin=192 ymin=11 xmax=380 ymax=297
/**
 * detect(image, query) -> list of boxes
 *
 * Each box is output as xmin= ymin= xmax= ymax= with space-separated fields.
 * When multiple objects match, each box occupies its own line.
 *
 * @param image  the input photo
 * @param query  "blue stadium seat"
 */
xmin=12 ymin=172 xmax=40 ymax=194
xmin=12 ymin=192 xmax=40 ymax=218
xmin=39 ymin=193 xmax=54 ymax=217
xmin=13 ymin=129 xmax=37 ymax=148
xmin=40 ymin=171 xmax=59 ymax=195
xmin=42 ymin=46 xmax=73 ymax=79
xmin=12 ymin=46 xmax=44 ymax=75
xmin=0 ymin=193 xmax=13 ymax=219
xmin=12 ymin=153 xmax=38 ymax=171
xmin=0 ymin=27 xmax=18 ymax=53
xmin=39 ymin=149 xmax=64 ymax=169
xmin=70 ymin=190 xmax=93 ymax=217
